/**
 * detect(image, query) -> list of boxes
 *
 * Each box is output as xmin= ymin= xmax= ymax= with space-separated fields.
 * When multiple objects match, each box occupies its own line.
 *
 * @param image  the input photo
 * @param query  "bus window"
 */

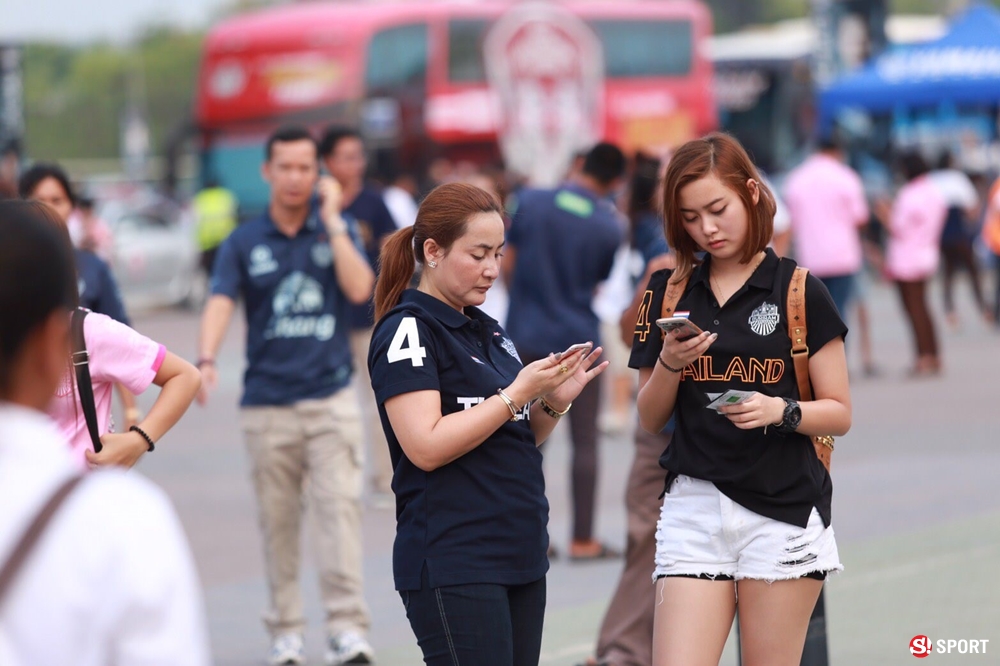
xmin=590 ymin=20 xmax=692 ymax=77
xmin=366 ymin=23 xmax=429 ymax=90
xmin=449 ymin=19 xmax=489 ymax=83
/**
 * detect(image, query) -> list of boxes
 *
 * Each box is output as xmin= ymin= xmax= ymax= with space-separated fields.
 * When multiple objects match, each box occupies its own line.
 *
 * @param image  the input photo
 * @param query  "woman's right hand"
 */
xmin=507 ymin=347 xmax=589 ymax=405
xmin=660 ymin=330 xmax=717 ymax=371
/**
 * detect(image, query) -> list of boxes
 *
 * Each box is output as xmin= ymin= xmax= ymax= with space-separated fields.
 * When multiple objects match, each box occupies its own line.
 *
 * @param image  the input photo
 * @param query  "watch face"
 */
xmin=785 ymin=401 xmax=802 ymax=427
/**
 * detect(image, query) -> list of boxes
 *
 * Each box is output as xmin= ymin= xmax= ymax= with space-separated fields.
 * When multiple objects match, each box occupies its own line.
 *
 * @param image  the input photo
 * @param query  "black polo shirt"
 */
xmin=368 ymin=289 xmax=549 ymax=591
xmin=629 ymin=249 xmax=847 ymax=528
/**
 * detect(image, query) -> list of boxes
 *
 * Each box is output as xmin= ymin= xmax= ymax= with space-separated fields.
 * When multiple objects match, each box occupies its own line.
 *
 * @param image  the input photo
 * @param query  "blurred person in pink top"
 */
xmin=886 ymin=152 xmax=948 ymax=376
xmin=783 ymin=138 xmax=869 ymax=317
xmin=25 ymin=204 xmax=203 ymax=468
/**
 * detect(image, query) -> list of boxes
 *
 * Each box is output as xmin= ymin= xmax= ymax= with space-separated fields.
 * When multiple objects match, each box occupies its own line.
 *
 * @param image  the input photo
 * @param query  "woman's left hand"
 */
xmin=718 ymin=393 xmax=785 ymax=430
xmin=542 ymin=346 xmax=610 ymax=410
xmin=85 ymin=431 xmax=147 ymax=469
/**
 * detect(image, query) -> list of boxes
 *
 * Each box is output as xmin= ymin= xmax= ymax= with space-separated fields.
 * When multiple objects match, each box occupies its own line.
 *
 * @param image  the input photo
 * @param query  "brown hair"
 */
xmin=374 ymin=182 xmax=502 ymax=321
xmin=661 ymin=132 xmax=775 ymax=284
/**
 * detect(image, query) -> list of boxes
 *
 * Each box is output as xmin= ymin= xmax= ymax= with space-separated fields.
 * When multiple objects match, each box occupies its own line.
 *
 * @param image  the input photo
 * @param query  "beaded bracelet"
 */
xmin=129 ymin=425 xmax=156 ymax=452
xmin=657 ymin=355 xmax=684 ymax=373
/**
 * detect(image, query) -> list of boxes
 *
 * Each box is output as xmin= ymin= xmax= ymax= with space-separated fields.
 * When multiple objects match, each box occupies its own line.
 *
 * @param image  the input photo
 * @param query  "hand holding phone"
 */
xmin=656 ymin=316 xmax=704 ymax=341
xmin=317 ymin=176 xmax=345 ymax=232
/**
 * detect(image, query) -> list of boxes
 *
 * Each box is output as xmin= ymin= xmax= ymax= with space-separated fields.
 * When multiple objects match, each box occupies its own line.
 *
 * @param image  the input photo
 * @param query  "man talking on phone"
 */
xmin=196 ymin=126 xmax=376 ymax=666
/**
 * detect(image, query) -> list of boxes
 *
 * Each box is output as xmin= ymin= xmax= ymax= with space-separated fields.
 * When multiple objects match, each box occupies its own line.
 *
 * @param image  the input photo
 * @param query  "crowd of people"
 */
xmin=1 ymin=122 xmax=999 ymax=666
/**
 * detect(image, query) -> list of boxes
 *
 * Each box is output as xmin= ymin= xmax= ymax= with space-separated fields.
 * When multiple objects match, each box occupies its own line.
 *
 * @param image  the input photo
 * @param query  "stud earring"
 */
xmin=428 ymin=261 xmax=437 ymax=268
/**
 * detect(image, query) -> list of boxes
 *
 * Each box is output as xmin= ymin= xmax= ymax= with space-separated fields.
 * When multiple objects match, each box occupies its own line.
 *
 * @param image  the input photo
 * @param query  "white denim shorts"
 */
xmin=653 ymin=475 xmax=843 ymax=582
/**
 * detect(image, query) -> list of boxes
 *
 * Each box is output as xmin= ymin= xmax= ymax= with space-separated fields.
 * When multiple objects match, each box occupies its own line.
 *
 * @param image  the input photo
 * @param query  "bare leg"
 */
xmin=652 ymin=577 xmax=735 ymax=666
xmin=855 ymin=300 xmax=875 ymax=375
xmin=736 ymin=578 xmax=823 ymax=666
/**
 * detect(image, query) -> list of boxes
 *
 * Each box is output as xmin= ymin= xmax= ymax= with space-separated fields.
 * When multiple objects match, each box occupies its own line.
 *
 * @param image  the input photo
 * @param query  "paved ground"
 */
xmin=125 ymin=275 xmax=999 ymax=666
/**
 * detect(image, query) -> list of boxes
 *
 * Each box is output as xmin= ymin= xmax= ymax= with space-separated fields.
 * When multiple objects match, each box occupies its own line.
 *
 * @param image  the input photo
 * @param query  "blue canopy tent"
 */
xmin=819 ymin=4 xmax=1000 ymax=134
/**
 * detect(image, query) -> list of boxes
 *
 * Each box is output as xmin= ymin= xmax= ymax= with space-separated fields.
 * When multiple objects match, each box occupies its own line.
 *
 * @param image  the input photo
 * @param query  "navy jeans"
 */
xmin=818 ymin=274 xmax=855 ymax=319
xmin=400 ymin=568 xmax=547 ymax=666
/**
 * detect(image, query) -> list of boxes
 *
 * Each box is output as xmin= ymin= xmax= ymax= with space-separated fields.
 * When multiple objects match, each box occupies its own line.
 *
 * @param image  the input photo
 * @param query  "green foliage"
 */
xmin=23 ymin=27 xmax=203 ymax=161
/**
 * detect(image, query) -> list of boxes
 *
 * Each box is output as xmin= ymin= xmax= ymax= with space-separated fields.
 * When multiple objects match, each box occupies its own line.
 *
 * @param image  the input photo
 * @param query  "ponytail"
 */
xmin=374 ymin=225 xmax=417 ymax=322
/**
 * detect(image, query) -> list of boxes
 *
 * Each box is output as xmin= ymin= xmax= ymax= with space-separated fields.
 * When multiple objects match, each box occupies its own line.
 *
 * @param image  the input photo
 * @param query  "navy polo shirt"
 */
xmin=76 ymin=249 xmax=129 ymax=325
xmin=505 ymin=184 xmax=623 ymax=358
xmin=368 ymin=289 xmax=549 ymax=591
xmin=211 ymin=207 xmax=362 ymax=407
xmin=344 ymin=184 xmax=398 ymax=330
xmin=629 ymin=250 xmax=847 ymax=528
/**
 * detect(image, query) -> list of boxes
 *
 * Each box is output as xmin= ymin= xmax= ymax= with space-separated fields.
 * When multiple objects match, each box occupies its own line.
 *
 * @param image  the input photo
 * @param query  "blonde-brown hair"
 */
xmin=661 ymin=132 xmax=776 ymax=284
xmin=374 ymin=182 xmax=502 ymax=321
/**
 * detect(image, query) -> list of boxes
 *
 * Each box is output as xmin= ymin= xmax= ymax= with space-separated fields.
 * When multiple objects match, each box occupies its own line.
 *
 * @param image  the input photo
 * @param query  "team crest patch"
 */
xmin=500 ymin=337 xmax=521 ymax=362
xmin=749 ymin=302 xmax=780 ymax=336
xmin=311 ymin=243 xmax=333 ymax=268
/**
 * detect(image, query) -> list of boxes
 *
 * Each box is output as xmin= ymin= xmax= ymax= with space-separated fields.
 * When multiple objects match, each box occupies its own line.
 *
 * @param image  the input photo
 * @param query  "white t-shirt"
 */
xmin=383 ymin=186 xmax=418 ymax=228
xmin=0 ymin=403 xmax=210 ymax=666
xmin=929 ymin=169 xmax=979 ymax=210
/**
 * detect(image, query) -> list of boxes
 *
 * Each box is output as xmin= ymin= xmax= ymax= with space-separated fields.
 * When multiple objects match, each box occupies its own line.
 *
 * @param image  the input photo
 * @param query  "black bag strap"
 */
xmin=0 ymin=475 xmax=84 ymax=607
xmin=71 ymin=308 xmax=102 ymax=454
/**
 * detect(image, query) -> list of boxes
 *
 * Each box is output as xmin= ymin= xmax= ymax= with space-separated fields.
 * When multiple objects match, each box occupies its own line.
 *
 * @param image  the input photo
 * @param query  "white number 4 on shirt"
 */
xmin=387 ymin=316 xmax=427 ymax=367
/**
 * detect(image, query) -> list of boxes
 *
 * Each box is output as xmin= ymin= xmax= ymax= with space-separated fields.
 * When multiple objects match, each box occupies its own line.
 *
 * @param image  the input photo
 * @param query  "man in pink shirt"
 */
xmin=783 ymin=139 xmax=870 ymax=316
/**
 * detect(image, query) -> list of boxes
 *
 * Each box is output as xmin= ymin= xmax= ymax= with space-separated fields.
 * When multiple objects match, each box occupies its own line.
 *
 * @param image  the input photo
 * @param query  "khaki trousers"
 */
xmin=349 ymin=328 xmax=393 ymax=494
xmin=240 ymin=389 xmax=370 ymax=637
xmin=595 ymin=428 xmax=672 ymax=666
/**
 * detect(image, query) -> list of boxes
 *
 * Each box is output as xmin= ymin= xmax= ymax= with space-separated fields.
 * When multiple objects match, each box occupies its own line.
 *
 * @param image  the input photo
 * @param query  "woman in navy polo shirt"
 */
xmin=369 ymin=182 xmax=608 ymax=666
xmin=632 ymin=134 xmax=852 ymax=666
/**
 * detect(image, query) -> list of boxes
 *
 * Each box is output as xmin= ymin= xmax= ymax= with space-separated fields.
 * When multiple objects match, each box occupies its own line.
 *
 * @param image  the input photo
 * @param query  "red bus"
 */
xmin=194 ymin=0 xmax=716 ymax=213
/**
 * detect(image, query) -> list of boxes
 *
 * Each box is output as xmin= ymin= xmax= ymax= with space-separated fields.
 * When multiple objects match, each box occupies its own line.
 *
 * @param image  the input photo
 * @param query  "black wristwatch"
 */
xmin=774 ymin=398 xmax=802 ymax=435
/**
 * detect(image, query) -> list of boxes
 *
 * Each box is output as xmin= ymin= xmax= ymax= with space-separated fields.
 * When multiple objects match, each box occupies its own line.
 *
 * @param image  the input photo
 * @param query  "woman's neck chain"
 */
xmin=710 ymin=251 xmax=766 ymax=306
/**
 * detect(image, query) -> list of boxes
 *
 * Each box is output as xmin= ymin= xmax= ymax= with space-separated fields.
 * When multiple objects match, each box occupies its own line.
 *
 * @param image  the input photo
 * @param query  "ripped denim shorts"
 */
xmin=653 ymin=475 xmax=843 ymax=583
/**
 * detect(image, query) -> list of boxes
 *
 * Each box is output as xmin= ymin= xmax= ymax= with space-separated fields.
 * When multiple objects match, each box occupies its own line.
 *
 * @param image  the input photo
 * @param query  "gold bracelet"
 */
xmin=539 ymin=397 xmax=571 ymax=418
xmin=496 ymin=388 xmax=520 ymax=421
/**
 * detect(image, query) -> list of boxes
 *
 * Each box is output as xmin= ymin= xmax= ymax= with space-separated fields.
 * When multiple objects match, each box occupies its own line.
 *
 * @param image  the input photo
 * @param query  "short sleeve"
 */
xmin=210 ymin=235 xmax=242 ymax=300
xmin=628 ymin=269 xmax=671 ymax=370
xmin=804 ymin=273 xmax=848 ymax=356
xmin=369 ymin=312 xmax=441 ymax=405
xmin=95 ymin=260 xmax=131 ymax=326
xmin=85 ymin=313 xmax=164 ymax=394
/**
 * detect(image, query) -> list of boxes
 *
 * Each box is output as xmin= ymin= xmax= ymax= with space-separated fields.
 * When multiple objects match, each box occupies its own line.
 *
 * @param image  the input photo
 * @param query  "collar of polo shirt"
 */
xmin=689 ymin=248 xmax=780 ymax=293
xmin=403 ymin=290 xmax=497 ymax=330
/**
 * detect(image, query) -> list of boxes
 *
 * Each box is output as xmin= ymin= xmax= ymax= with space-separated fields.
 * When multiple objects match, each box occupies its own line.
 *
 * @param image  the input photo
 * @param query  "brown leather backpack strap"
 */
xmin=785 ymin=266 xmax=833 ymax=472
xmin=787 ymin=267 xmax=812 ymax=402
xmin=0 ymin=475 xmax=84 ymax=606
xmin=660 ymin=273 xmax=691 ymax=338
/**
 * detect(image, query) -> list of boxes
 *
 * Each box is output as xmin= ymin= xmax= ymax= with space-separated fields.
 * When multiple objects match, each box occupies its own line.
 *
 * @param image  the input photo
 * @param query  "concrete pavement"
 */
xmin=126 ymin=275 xmax=999 ymax=666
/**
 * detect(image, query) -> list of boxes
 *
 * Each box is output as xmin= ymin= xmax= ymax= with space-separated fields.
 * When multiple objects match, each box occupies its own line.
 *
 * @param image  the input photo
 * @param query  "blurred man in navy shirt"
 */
xmin=504 ymin=142 xmax=626 ymax=560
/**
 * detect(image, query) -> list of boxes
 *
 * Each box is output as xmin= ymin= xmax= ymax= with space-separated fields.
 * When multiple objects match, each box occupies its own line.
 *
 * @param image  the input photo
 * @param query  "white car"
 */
xmin=101 ymin=195 xmax=207 ymax=311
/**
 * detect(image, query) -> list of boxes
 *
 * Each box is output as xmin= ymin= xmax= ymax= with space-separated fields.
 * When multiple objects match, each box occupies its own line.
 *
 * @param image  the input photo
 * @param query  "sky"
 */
xmin=0 ymin=0 xmax=232 ymax=43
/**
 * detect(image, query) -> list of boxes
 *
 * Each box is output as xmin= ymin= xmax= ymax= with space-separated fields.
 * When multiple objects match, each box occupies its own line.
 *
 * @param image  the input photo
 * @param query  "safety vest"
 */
xmin=193 ymin=187 xmax=238 ymax=251
xmin=983 ymin=178 xmax=1000 ymax=256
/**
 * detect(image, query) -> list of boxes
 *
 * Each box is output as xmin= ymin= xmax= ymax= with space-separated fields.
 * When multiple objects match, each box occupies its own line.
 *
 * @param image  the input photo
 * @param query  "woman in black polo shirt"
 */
xmin=368 ymin=182 xmax=608 ymax=666
xmin=632 ymin=134 xmax=852 ymax=666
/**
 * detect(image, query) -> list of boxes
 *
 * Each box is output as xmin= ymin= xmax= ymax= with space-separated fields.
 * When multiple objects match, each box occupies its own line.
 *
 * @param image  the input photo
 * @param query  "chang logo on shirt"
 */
xmin=311 ymin=242 xmax=333 ymax=268
xmin=265 ymin=271 xmax=335 ymax=341
xmin=249 ymin=244 xmax=279 ymax=277
xmin=749 ymin=302 xmax=780 ymax=336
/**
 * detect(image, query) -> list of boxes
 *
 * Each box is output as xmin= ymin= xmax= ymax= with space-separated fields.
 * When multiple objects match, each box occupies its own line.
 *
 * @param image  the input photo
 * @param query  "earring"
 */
xmin=428 ymin=261 xmax=437 ymax=268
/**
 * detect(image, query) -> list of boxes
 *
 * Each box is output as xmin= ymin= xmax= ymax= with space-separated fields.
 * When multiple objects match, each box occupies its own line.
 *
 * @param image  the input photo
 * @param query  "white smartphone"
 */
xmin=560 ymin=342 xmax=593 ymax=357
xmin=655 ymin=316 xmax=704 ymax=341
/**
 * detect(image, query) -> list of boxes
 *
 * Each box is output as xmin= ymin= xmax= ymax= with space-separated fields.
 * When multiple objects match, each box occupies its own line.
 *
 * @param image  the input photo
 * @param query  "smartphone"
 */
xmin=656 ymin=316 xmax=704 ymax=341
xmin=560 ymin=342 xmax=593 ymax=357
